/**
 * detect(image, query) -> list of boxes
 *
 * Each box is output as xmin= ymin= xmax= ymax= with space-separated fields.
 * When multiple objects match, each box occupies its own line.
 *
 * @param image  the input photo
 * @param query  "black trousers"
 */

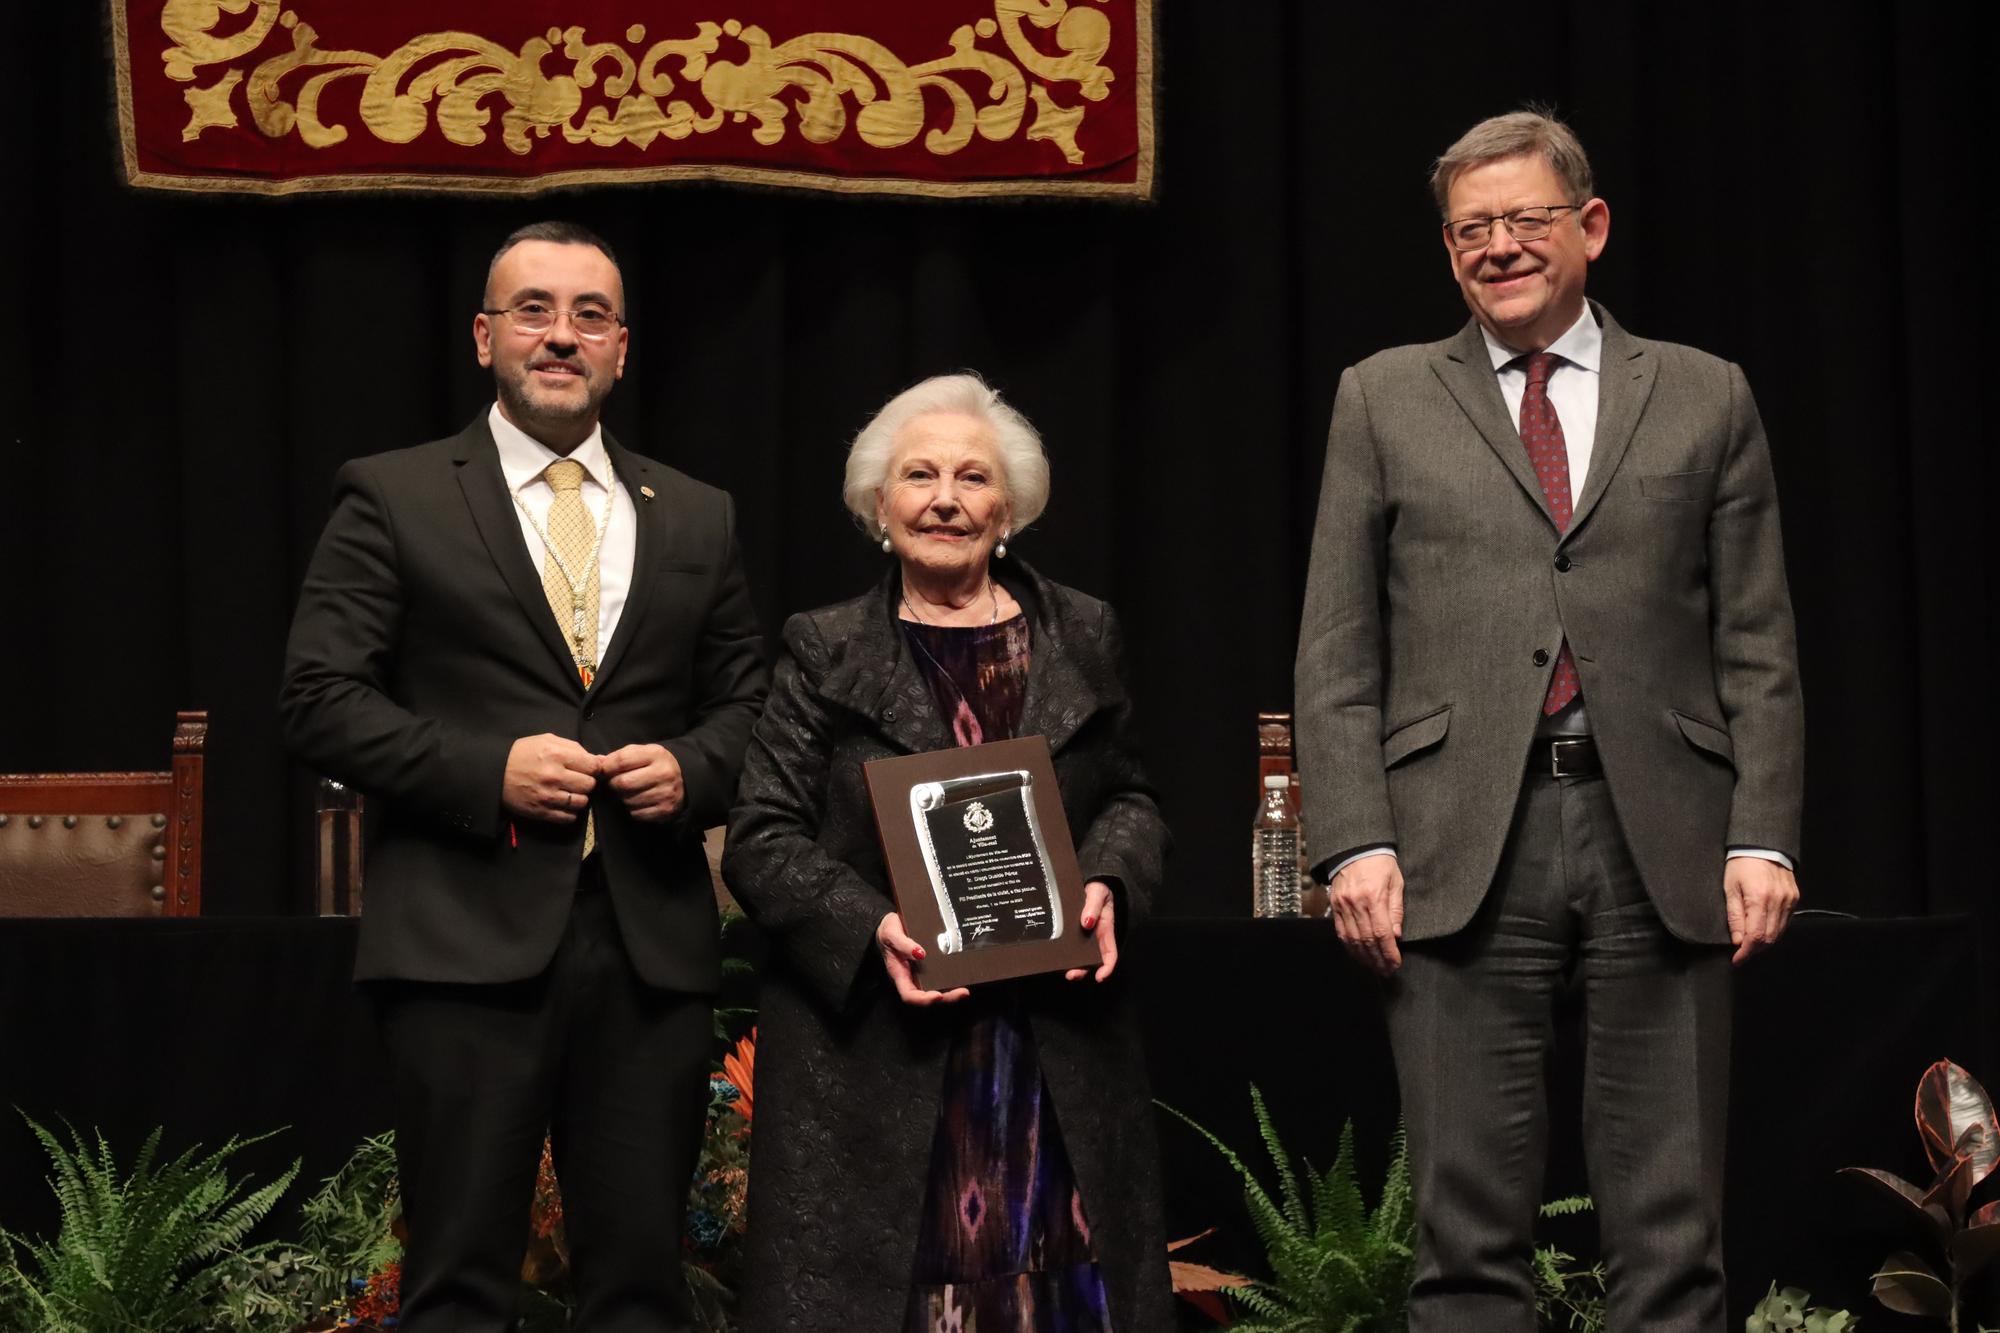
xmin=1386 ymin=767 xmax=1733 ymax=1333
xmin=371 ymin=883 xmax=713 ymax=1333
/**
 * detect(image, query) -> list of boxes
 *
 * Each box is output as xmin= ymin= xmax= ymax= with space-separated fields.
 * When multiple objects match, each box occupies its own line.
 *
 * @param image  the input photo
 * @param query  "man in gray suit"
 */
xmin=1295 ymin=110 xmax=1803 ymax=1331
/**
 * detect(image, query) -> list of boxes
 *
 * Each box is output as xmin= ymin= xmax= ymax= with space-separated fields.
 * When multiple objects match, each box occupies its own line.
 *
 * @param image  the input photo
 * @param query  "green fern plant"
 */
xmin=291 ymin=1129 xmax=401 ymax=1312
xmin=713 ymin=904 xmax=758 ymax=1041
xmin=1532 ymin=1196 xmax=1606 ymax=1332
xmin=211 ymin=1247 xmax=341 ymax=1332
xmin=0 ymin=1115 xmax=298 ymax=1333
xmin=1160 ymin=1087 xmax=1414 ymax=1332
xmin=199 ymin=1131 xmax=401 ymax=1330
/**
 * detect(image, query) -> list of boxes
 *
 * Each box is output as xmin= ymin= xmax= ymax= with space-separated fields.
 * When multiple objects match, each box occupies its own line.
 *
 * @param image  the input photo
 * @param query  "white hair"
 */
xmin=842 ymin=372 xmax=1050 ymax=538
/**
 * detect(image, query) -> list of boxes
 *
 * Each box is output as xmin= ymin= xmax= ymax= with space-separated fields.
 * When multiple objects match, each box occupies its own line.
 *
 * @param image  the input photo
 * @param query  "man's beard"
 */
xmin=495 ymin=362 xmax=608 ymax=431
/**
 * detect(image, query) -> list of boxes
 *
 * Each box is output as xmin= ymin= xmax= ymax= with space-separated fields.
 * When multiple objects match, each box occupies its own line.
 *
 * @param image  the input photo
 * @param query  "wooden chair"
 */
xmin=0 ymin=711 xmax=206 ymax=916
xmin=703 ymin=824 xmax=739 ymax=915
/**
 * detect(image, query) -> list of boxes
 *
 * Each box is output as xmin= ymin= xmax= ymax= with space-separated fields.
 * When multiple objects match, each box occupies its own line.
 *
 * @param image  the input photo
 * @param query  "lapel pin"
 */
xmin=639 ymin=485 xmax=656 ymax=501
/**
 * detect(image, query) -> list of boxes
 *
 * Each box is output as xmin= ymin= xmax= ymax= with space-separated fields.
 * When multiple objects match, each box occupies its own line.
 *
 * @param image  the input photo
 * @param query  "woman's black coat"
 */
xmin=723 ymin=560 xmax=1174 ymax=1332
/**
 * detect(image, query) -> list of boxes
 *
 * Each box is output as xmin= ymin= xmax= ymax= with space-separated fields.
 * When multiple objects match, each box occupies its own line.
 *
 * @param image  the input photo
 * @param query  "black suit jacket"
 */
xmin=281 ymin=413 xmax=768 ymax=989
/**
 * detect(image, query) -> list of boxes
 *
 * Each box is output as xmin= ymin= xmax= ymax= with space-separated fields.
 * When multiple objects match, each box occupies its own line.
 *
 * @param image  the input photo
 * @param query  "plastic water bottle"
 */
xmin=1252 ymin=773 xmax=1302 ymax=917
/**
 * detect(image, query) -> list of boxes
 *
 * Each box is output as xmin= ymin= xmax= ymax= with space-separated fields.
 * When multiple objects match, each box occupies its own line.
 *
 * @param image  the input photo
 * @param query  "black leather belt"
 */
xmin=1531 ymin=735 xmax=1602 ymax=778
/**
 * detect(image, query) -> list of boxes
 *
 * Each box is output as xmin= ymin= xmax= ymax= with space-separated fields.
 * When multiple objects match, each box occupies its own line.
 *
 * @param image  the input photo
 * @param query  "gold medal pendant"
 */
xmin=515 ymin=460 xmax=610 ymax=698
xmin=572 ymin=596 xmax=595 ymax=687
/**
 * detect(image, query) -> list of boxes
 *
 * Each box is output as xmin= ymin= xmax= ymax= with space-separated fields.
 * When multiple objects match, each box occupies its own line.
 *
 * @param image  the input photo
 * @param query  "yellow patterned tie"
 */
xmin=541 ymin=459 xmax=599 ymax=857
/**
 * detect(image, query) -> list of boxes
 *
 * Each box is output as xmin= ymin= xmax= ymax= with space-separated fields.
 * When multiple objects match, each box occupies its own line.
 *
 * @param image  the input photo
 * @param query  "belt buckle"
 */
xmin=1550 ymin=738 xmax=1586 ymax=779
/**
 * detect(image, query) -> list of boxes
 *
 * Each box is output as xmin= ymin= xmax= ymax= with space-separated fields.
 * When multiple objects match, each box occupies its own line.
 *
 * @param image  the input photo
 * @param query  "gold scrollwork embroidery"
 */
xmin=156 ymin=3 xmax=1121 ymax=167
xmin=162 ymin=0 xmax=280 ymax=82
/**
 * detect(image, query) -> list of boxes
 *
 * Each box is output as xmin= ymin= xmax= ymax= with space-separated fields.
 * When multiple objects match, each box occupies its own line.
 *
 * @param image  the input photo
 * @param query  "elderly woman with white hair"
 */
xmin=724 ymin=373 xmax=1173 ymax=1332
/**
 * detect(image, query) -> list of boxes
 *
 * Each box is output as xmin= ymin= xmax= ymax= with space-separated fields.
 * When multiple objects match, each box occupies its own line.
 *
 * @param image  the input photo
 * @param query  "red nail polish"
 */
xmin=1082 ymin=916 xmax=1094 ymax=929
xmin=913 ymin=946 xmax=925 ymax=960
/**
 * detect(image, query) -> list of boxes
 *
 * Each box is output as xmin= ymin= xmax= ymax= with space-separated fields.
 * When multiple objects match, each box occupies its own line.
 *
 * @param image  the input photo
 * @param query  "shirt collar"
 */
xmin=1481 ymin=303 xmax=1603 ymax=375
xmin=488 ymin=402 xmax=612 ymax=493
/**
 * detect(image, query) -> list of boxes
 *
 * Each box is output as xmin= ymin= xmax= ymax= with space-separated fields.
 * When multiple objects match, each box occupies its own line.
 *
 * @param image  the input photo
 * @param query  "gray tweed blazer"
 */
xmin=1295 ymin=303 xmax=1804 ymax=944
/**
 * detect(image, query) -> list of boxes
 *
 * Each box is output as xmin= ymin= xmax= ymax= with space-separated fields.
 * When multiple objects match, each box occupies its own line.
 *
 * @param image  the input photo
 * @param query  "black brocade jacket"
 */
xmin=722 ymin=561 xmax=1174 ymax=1332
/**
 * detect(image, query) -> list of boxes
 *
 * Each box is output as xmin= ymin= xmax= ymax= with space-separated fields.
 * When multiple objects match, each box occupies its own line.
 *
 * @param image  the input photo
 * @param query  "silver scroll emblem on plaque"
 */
xmin=910 ymin=769 xmax=1065 ymax=955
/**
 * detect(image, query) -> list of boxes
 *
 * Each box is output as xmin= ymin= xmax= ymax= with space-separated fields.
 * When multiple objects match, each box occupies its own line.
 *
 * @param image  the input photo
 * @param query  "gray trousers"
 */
xmin=1386 ymin=766 xmax=1732 ymax=1333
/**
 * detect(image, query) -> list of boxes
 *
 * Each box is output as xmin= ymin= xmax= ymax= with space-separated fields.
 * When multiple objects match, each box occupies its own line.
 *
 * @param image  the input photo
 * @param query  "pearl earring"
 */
xmin=995 ymin=532 xmax=1010 ymax=559
xmin=881 ymin=535 xmax=893 ymax=554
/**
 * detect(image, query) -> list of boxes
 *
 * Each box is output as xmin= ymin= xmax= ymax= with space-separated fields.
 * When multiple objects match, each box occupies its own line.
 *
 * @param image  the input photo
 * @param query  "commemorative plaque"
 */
xmin=864 ymin=735 xmax=1101 ymax=990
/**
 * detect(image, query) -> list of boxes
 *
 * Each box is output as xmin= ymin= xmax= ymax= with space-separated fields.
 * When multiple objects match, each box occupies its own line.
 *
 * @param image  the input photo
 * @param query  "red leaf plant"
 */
xmin=522 ymin=1135 xmax=570 ymax=1286
xmin=1840 ymin=1058 xmax=2000 ymax=1329
xmin=1167 ymin=1228 xmax=1250 ymax=1327
xmin=723 ymin=1028 xmax=755 ymax=1126
xmin=348 ymin=1259 xmax=400 ymax=1325
xmin=531 ymin=1136 xmax=565 ymax=1240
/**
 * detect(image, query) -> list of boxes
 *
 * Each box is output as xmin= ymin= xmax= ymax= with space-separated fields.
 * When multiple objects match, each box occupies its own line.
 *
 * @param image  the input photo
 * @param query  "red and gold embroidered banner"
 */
xmin=113 ymin=1 xmax=1153 ymax=199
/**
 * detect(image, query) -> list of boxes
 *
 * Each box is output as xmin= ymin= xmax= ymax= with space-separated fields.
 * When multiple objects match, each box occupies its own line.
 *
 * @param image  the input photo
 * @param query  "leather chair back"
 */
xmin=0 ymin=712 xmax=205 ymax=916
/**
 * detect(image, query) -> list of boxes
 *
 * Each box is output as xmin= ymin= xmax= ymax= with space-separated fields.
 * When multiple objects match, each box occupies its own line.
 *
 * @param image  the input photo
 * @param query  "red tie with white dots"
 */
xmin=1520 ymin=351 xmax=1581 ymax=715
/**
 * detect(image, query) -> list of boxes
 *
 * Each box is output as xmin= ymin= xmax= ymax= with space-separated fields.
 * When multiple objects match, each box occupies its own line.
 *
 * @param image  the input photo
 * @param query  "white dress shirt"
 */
xmin=1323 ymin=307 xmax=1791 ymax=880
xmin=489 ymin=403 xmax=636 ymax=657
xmin=1483 ymin=303 xmax=1602 ymax=500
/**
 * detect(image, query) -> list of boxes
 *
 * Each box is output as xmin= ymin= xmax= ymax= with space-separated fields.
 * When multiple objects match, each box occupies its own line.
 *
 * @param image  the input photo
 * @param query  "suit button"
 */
xmin=584 ymin=708 xmax=596 ymax=720
xmin=1532 ymin=648 xmax=1550 ymax=666
xmin=1554 ymin=554 xmax=1572 ymax=572
xmin=884 ymin=708 xmax=897 ymax=722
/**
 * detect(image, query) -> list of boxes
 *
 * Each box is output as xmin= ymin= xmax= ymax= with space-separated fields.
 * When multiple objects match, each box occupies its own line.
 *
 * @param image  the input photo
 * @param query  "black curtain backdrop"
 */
xmin=1 ymin=5 xmax=1992 ymax=1065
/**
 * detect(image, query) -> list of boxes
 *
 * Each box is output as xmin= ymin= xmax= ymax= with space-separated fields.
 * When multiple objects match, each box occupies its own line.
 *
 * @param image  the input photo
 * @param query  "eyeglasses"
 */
xmin=1443 ymin=205 xmax=1582 ymax=252
xmin=482 ymin=302 xmax=624 ymax=340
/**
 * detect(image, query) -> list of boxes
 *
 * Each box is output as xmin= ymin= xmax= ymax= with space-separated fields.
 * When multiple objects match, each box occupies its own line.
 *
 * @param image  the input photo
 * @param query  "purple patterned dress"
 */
xmin=898 ymin=614 xmax=1113 ymax=1333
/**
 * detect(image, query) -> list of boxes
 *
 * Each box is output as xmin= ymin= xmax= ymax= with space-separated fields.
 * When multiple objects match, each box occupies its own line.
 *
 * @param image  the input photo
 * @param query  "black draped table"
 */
xmin=0 ymin=918 xmax=391 ymax=1241
xmin=0 ymin=914 xmax=1985 ymax=1326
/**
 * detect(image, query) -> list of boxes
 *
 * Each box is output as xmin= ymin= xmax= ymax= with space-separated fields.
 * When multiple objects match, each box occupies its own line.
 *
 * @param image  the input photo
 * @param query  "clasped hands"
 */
xmin=876 ymin=880 xmax=1120 ymax=1007
xmin=501 ymin=733 xmax=684 ymax=825
xmin=1329 ymin=851 xmax=1801 ymax=977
